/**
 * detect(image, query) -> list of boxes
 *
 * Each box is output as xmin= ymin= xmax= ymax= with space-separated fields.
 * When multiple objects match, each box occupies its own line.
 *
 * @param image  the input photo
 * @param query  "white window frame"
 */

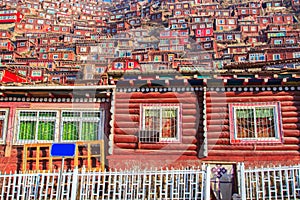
xmin=229 ymin=102 xmax=282 ymax=144
xmin=60 ymin=110 xmax=104 ymax=141
xmin=15 ymin=109 xmax=105 ymax=144
xmin=140 ymin=104 xmax=181 ymax=143
xmin=128 ymin=62 xmax=134 ymax=68
xmin=273 ymin=54 xmax=281 ymax=60
xmin=16 ymin=110 xmax=58 ymax=143
xmin=0 ymin=109 xmax=8 ymax=142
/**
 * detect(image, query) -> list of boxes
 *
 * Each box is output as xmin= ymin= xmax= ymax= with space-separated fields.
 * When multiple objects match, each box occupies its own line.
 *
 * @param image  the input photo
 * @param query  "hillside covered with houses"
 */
xmin=0 ymin=0 xmax=299 ymax=84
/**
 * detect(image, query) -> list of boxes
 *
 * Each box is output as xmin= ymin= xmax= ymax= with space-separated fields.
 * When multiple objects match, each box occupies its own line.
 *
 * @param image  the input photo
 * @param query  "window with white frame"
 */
xmin=216 ymin=35 xmax=223 ymax=40
xmin=229 ymin=102 xmax=282 ymax=144
xmin=61 ymin=111 xmax=103 ymax=141
xmin=0 ymin=110 xmax=8 ymax=141
xmin=17 ymin=111 xmax=57 ymax=141
xmin=31 ymin=70 xmax=42 ymax=77
xmin=114 ymin=62 xmax=124 ymax=69
xmin=273 ymin=54 xmax=281 ymax=60
xmin=128 ymin=62 xmax=134 ymax=68
xmin=293 ymin=52 xmax=300 ymax=58
xmin=16 ymin=109 xmax=104 ymax=143
xmin=140 ymin=104 xmax=180 ymax=143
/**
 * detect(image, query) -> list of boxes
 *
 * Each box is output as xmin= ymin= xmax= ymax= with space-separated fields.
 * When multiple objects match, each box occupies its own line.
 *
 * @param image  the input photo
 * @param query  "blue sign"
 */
xmin=50 ymin=143 xmax=76 ymax=157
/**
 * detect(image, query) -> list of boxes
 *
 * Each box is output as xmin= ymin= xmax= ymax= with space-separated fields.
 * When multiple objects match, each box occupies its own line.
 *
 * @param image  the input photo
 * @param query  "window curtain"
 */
xmin=62 ymin=121 xmax=79 ymax=140
xmin=19 ymin=121 xmax=36 ymax=140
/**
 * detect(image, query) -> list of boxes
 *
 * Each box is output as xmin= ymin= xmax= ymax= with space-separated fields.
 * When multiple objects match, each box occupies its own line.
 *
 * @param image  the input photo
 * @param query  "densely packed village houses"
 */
xmin=0 ymin=0 xmax=299 ymax=182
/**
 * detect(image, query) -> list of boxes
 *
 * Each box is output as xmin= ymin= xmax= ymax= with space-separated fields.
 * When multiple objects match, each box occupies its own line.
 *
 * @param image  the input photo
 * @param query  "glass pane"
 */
xmin=19 ymin=121 xmax=36 ymax=140
xmin=62 ymin=121 xmax=79 ymax=140
xmin=256 ymin=107 xmax=275 ymax=138
xmin=39 ymin=112 xmax=57 ymax=117
xmin=81 ymin=122 xmax=98 ymax=140
xmin=62 ymin=111 xmax=80 ymax=118
xmin=144 ymin=108 xmax=160 ymax=131
xmin=162 ymin=108 xmax=177 ymax=138
xmin=236 ymin=108 xmax=255 ymax=138
xmin=38 ymin=121 xmax=54 ymax=140
xmin=82 ymin=112 xmax=101 ymax=118
xmin=20 ymin=111 xmax=37 ymax=117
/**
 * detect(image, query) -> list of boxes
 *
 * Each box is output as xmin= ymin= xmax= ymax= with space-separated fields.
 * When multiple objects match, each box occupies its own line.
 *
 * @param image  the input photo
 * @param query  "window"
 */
xmin=61 ymin=111 xmax=103 ymax=141
xmin=293 ymin=52 xmax=300 ymax=58
xmin=17 ymin=111 xmax=57 ymax=142
xmin=154 ymin=55 xmax=161 ymax=62
xmin=227 ymin=35 xmax=233 ymax=40
xmin=286 ymin=39 xmax=295 ymax=44
xmin=140 ymin=104 xmax=180 ymax=143
xmin=31 ymin=70 xmax=42 ymax=77
xmin=63 ymin=54 xmax=69 ymax=59
xmin=175 ymin=11 xmax=181 ymax=15
xmin=204 ymin=43 xmax=211 ymax=48
xmin=16 ymin=110 xmax=104 ymax=143
xmin=206 ymin=29 xmax=211 ymax=34
xmin=128 ymin=62 xmax=134 ymax=68
xmin=250 ymin=26 xmax=257 ymax=31
xmin=53 ymin=54 xmax=58 ymax=59
xmin=42 ymin=54 xmax=47 ymax=59
xmin=274 ymin=39 xmax=282 ymax=45
xmin=217 ymin=35 xmax=223 ymax=40
xmin=20 ymin=42 xmax=25 ymax=47
xmin=229 ymin=102 xmax=282 ymax=144
xmin=273 ymin=54 xmax=281 ymax=60
xmin=241 ymin=10 xmax=246 ymax=14
xmin=0 ymin=110 xmax=8 ymax=141
xmin=228 ymin=19 xmax=235 ymax=25
xmin=218 ymin=19 xmax=224 ymax=24
xmin=114 ymin=62 xmax=124 ymax=69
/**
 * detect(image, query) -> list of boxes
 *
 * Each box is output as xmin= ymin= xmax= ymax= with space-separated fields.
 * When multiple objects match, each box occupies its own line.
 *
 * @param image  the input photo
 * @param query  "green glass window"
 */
xmin=17 ymin=111 xmax=57 ymax=141
xmin=61 ymin=111 xmax=103 ymax=141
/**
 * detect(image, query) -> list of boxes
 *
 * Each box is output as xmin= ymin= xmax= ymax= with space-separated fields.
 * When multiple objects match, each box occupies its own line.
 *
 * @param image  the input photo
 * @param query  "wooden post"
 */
xmin=204 ymin=164 xmax=211 ymax=200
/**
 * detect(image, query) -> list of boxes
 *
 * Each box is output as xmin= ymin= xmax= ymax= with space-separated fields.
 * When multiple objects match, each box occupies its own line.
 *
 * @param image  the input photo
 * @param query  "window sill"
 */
xmin=230 ymin=139 xmax=283 ymax=145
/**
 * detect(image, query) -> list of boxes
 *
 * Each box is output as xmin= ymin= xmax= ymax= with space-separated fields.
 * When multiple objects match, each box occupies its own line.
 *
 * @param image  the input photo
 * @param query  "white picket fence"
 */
xmin=238 ymin=163 xmax=300 ymax=200
xmin=0 ymin=166 xmax=211 ymax=200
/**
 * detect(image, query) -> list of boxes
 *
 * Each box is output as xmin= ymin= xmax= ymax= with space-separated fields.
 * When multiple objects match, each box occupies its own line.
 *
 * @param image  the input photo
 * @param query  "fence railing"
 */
xmin=238 ymin=163 xmax=300 ymax=200
xmin=0 ymin=166 xmax=210 ymax=200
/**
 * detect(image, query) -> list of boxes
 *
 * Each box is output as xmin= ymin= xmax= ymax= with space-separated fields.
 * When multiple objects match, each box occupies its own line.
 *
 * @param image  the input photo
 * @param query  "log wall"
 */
xmin=110 ymin=90 xmax=204 ymax=169
xmin=205 ymin=89 xmax=300 ymax=166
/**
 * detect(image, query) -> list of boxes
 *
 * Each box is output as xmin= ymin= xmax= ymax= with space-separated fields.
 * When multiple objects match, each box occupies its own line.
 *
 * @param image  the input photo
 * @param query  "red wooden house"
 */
xmin=192 ymin=22 xmax=214 ymax=42
xmin=0 ymin=68 xmax=28 ymax=83
xmin=109 ymin=57 xmax=140 ymax=72
xmin=214 ymin=31 xmax=242 ymax=43
xmin=15 ymin=37 xmax=35 ymax=54
xmin=0 ymin=38 xmax=14 ymax=52
xmin=215 ymin=17 xmax=238 ymax=31
xmin=0 ymin=9 xmax=23 ymax=23
xmin=108 ymin=73 xmax=300 ymax=170
xmin=272 ymin=14 xmax=294 ymax=25
xmin=168 ymin=2 xmax=191 ymax=17
xmin=256 ymin=16 xmax=272 ymax=30
xmin=0 ymin=85 xmax=114 ymax=172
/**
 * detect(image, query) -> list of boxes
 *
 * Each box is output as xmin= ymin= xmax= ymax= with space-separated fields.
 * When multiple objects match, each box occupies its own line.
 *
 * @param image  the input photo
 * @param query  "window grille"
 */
xmin=17 ymin=110 xmax=57 ymax=142
xmin=61 ymin=110 xmax=104 ymax=141
xmin=140 ymin=104 xmax=180 ymax=143
xmin=0 ymin=110 xmax=8 ymax=140
xmin=229 ymin=102 xmax=282 ymax=143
